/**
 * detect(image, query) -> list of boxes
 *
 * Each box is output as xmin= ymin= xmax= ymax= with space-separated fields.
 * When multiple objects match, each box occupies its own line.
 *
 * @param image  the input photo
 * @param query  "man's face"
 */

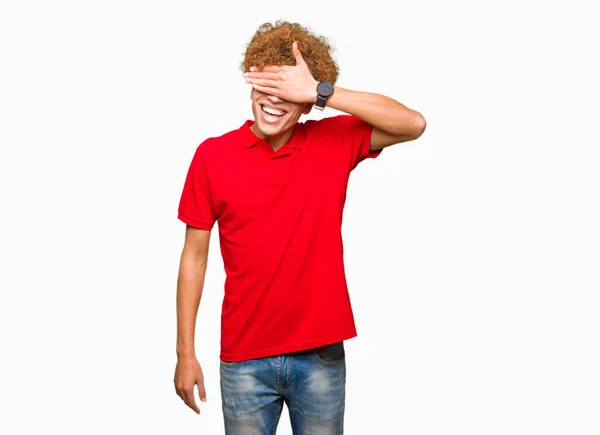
xmin=250 ymin=88 xmax=311 ymax=140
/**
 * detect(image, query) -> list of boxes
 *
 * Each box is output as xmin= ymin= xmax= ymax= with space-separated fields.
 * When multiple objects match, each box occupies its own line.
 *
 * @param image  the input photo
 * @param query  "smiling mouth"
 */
xmin=261 ymin=104 xmax=287 ymax=118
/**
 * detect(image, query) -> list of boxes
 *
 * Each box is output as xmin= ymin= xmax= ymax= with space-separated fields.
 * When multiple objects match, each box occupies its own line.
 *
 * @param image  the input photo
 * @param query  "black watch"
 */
xmin=315 ymin=80 xmax=334 ymax=111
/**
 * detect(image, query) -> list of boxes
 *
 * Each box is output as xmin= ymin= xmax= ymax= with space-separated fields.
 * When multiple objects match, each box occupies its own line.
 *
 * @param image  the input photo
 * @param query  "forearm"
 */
xmin=323 ymin=86 xmax=425 ymax=137
xmin=244 ymin=45 xmax=425 ymax=137
xmin=176 ymin=252 xmax=208 ymax=359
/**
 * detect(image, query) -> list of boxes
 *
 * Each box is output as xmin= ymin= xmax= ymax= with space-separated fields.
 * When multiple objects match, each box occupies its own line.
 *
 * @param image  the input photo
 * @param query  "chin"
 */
xmin=257 ymin=121 xmax=285 ymax=135
xmin=254 ymin=117 xmax=289 ymax=138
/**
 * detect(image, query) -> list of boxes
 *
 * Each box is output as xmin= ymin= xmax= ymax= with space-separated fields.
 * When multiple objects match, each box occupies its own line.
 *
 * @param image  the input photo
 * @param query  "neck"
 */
xmin=251 ymin=123 xmax=294 ymax=151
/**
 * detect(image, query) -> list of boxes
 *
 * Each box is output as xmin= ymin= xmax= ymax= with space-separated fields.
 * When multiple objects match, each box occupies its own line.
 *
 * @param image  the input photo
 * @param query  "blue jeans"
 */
xmin=219 ymin=343 xmax=346 ymax=434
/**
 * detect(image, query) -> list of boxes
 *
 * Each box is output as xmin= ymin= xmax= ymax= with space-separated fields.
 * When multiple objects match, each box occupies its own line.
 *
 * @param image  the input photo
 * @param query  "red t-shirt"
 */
xmin=178 ymin=115 xmax=382 ymax=362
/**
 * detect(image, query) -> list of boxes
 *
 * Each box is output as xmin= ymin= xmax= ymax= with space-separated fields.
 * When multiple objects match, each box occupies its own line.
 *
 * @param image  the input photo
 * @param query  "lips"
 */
xmin=260 ymin=104 xmax=287 ymax=123
xmin=262 ymin=104 xmax=286 ymax=116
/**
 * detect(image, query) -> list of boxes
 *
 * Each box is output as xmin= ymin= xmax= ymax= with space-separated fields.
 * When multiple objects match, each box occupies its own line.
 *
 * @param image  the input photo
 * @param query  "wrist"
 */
xmin=176 ymin=348 xmax=196 ymax=359
xmin=314 ymin=80 xmax=335 ymax=110
xmin=308 ymin=79 xmax=319 ymax=104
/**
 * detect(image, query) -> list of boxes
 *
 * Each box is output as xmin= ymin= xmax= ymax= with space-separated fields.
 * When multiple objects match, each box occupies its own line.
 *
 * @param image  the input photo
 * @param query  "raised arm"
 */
xmin=244 ymin=41 xmax=426 ymax=152
xmin=325 ymin=86 xmax=426 ymax=151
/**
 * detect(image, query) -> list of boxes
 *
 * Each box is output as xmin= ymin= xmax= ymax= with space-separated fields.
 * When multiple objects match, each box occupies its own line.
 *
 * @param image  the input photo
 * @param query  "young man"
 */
xmin=174 ymin=21 xmax=426 ymax=434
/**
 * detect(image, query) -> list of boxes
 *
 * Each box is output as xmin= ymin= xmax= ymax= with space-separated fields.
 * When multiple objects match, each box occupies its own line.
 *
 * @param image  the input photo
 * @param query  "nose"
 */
xmin=266 ymin=93 xmax=285 ymax=104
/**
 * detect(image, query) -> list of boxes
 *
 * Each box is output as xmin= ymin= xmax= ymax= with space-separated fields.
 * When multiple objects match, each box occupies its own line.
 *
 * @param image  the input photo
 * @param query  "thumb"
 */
xmin=292 ymin=41 xmax=305 ymax=65
xmin=198 ymin=380 xmax=207 ymax=402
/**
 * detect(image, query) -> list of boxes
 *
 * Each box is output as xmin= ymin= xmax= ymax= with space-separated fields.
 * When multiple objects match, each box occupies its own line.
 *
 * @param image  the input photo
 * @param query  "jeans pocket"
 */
xmin=313 ymin=341 xmax=345 ymax=366
xmin=219 ymin=358 xmax=240 ymax=367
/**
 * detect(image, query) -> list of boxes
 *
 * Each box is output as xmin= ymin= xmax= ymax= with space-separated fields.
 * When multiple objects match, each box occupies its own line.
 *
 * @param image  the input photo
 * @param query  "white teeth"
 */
xmin=262 ymin=105 xmax=286 ymax=116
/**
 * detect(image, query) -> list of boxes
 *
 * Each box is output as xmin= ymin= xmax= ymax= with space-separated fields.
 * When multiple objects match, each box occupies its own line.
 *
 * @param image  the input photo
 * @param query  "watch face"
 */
xmin=317 ymin=81 xmax=334 ymax=97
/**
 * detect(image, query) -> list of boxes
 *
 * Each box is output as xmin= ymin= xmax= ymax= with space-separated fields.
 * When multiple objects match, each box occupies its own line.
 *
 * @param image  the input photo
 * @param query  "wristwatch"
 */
xmin=315 ymin=80 xmax=334 ymax=111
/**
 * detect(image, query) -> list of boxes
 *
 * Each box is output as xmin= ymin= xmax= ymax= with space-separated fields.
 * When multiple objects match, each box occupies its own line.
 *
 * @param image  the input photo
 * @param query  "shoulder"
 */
xmin=194 ymin=124 xmax=242 ymax=159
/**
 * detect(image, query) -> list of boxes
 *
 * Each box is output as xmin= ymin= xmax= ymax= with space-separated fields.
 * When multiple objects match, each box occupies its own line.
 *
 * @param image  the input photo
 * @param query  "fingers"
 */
xmin=292 ymin=41 xmax=305 ymax=64
xmin=182 ymin=388 xmax=200 ymax=414
xmin=174 ymin=377 xmax=183 ymax=400
xmin=174 ymin=379 xmax=205 ymax=413
xmin=244 ymin=71 xmax=281 ymax=80
xmin=244 ymin=72 xmax=280 ymax=93
xmin=251 ymin=84 xmax=279 ymax=95
xmin=198 ymin=381 xmax=207 ymax=403
xmin=251 ymin=65 xmax=283 ymax=73
xmin=245 ymin=77 xmax=279 ymax=89
xmin=174 ymin=383 xmax=200 ymax=413
xmin=175 ymin=383 xmax=200 ymax=413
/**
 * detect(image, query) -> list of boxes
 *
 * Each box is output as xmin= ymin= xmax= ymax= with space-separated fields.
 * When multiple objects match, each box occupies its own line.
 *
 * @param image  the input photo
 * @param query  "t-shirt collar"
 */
xmin=238 ymin=120 xmax=303 ymax=150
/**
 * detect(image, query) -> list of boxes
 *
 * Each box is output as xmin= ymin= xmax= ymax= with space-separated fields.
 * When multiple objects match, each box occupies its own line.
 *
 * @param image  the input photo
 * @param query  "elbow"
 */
xmin=412 ymin=113 xmax=427 ymax=138
xmin=393 ymin=112 xmax=426 ymax=141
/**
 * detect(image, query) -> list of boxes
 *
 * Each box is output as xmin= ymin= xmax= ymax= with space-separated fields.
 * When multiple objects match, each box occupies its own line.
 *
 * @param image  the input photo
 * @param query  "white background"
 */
xmin=1 ymin=0 xmax=599 ymax=434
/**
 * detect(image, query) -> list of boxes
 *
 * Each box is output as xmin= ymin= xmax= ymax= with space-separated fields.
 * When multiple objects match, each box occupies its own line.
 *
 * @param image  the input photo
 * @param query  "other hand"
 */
xmin=174 ymin=356 xmax=206 ymax=414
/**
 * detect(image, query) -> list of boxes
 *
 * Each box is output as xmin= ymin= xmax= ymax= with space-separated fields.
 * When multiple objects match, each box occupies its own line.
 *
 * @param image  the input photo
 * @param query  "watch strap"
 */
xmin=315 ymin=94 xmax=328 ymax=110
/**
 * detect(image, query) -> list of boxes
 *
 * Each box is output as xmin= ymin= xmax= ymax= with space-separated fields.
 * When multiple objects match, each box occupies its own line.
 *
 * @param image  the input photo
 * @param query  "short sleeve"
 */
xmin=319 ymin=115 xmax=383 ymax=171
xmin=177 ymin=146 xmax=217 ymax=230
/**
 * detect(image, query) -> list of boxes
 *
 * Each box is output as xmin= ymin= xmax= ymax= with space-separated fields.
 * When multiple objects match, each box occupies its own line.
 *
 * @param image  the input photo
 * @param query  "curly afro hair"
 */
xmin=240 ymin=20 xmax=339 ymax=84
